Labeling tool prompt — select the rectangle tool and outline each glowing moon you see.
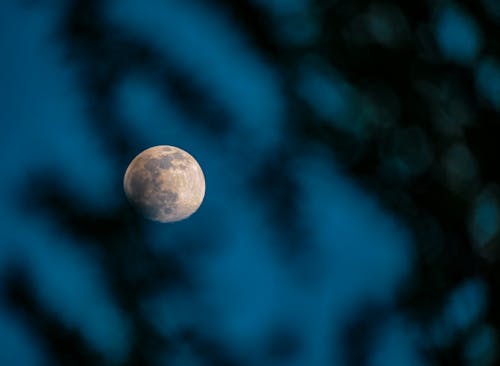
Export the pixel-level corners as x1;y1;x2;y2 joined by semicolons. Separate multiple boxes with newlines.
123;145;205;223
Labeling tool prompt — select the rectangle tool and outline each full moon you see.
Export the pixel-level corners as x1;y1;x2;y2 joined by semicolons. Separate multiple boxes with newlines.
123;145;205;223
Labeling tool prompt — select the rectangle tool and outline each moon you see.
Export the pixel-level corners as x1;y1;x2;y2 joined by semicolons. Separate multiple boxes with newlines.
123;145;205;223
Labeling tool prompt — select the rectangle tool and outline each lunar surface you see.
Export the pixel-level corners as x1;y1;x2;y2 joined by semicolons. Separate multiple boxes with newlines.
123;145;205;223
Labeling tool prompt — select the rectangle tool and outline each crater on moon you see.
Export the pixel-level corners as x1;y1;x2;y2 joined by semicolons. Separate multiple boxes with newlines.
123;145;205;223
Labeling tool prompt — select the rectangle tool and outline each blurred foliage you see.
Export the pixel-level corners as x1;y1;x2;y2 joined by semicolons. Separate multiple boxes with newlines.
2;0;500;365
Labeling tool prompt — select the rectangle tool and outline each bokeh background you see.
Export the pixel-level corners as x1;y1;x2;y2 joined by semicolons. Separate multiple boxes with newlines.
1;0;500;365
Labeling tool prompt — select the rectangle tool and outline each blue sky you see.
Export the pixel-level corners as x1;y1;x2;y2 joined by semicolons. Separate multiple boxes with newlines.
2;1;495;365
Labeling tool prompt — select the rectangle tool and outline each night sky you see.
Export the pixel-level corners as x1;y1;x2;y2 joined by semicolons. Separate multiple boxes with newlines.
1;1;500;365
